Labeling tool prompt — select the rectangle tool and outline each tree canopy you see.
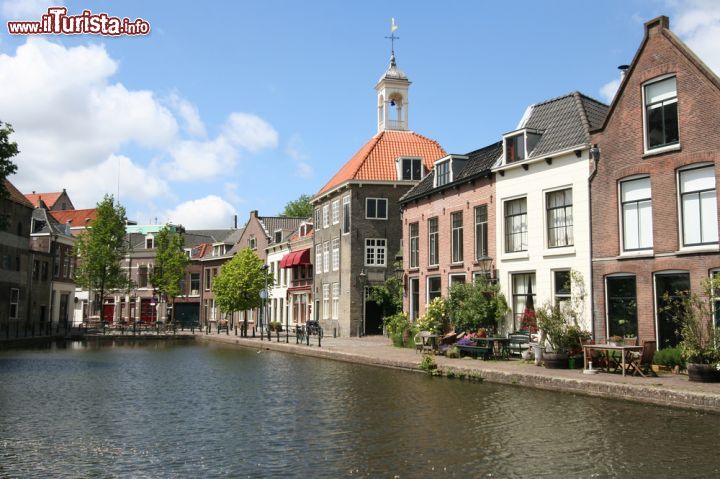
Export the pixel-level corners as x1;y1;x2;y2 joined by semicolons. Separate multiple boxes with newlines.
280;194;313;218
73;195;129;314
0;122;19;229
150;225;189;303
446;276;509;333
213;247;274;316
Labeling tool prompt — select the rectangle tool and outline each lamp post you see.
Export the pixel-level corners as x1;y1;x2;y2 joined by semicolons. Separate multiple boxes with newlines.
260;264;269;341
477;256;494;283
357;268;367;337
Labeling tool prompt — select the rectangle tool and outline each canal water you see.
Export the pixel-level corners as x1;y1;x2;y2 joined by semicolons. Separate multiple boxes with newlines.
1;340;718;478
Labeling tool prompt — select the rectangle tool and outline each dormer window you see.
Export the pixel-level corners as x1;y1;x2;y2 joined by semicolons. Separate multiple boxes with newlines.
145;235;154;249
503;128;543;164
274;230;283;243
435;160;451;187
212;243;225;257
400;157;423;181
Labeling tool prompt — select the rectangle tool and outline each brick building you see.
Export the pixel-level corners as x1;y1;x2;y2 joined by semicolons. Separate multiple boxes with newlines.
590;16;720;348
399;143;500;321
312;51;446;336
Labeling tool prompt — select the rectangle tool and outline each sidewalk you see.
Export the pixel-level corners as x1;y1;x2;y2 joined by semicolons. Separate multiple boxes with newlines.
192;330;720;413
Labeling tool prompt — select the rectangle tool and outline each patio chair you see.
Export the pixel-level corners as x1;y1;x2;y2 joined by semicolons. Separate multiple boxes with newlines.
627;340;657;377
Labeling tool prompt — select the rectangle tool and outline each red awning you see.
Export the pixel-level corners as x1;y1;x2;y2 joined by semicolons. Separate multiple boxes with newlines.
280;248;311;268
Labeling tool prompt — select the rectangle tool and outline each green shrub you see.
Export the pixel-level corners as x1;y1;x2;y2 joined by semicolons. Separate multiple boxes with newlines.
269;321;282;332
419;354;437;372
416;298;448;335
653;347;686;370
383;312;415;347
446;276;509;333
446;346;460;359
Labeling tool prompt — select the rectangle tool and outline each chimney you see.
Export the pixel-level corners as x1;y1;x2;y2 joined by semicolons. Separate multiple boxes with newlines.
250;210;258;218
234;214;238;229
645;15;669;36
618;64;630;81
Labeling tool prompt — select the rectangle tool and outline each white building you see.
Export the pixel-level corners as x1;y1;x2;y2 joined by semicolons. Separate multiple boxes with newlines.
266;237;290;331
493;92;608;332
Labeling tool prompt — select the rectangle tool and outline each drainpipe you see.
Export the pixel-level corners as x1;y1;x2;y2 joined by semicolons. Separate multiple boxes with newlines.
588;144;601;341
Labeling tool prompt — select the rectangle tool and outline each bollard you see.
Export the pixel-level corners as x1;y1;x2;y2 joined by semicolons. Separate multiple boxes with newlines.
252;327;255;338
306;331;310;346
296;330;299;344
333;327;337;338
286;327;289;344
267;329;271;341
318;331;321;348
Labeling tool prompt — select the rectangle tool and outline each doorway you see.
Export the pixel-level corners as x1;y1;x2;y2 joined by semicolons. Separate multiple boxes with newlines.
364;286;383;335
655;272;690;349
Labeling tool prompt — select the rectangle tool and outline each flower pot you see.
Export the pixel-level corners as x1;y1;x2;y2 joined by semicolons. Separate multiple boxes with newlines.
543;351;568;369
532;344;544;366
687;363;720;382
568;355;584;369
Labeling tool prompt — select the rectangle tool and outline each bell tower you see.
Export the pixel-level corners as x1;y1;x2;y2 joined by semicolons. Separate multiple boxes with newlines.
375;24;410;133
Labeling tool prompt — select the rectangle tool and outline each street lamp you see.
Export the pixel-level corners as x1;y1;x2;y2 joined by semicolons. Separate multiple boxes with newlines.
477;256;494;283
260;264;269;341
357;268;367;337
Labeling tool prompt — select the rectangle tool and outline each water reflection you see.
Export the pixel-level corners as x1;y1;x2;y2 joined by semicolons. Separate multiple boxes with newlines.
0;341;718;478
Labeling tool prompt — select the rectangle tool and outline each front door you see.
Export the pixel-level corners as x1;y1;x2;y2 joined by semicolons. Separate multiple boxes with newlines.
655;272;690;349
364;286;383;335
410;278;419;322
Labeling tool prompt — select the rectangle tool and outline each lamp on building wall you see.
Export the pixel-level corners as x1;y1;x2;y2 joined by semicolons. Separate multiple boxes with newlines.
478;256;494;283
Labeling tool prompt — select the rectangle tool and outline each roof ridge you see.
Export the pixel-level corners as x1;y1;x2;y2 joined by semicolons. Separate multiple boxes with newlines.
572;92;592;143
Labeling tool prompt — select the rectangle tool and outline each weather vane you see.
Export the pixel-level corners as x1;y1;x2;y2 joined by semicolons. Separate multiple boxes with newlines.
385;17;399;55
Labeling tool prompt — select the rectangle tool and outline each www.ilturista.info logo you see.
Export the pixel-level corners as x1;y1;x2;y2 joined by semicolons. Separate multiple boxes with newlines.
7;7;150;36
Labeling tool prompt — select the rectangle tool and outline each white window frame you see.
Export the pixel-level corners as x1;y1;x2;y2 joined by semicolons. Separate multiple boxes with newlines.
331;238;340;271
451;211;463;263
322;283;330;320
642;74;680;154
342;195;351;235
323;241;330;273
552;269;572;306
273;229;283;244
433;158;452;187
322;205;330;229
315;207;321;227
409;222;419;269
9;288;19;319
331;200;340;225
504;197;528;253
428;217;439;267
315;245;322;275
604;273;637;340
331;282;340;319
426;276;442;304
678;164;718;248
545;187;574;249
398;156;424;181
619;175;653;253
365;238;387;266
448;273;466;292
474;204;488;260
365;198;388;220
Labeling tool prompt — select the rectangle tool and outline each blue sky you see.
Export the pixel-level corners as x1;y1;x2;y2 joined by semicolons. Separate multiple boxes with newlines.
2;0;719;228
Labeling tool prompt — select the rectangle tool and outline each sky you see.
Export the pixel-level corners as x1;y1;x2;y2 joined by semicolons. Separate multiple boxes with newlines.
2;0;720;229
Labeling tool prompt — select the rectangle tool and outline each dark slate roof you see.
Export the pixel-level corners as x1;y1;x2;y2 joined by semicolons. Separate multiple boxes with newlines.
31;206;72;237
185;229;241;243
522;92;608;159
125;229;239;251
400;141;502;204
258;216;306;244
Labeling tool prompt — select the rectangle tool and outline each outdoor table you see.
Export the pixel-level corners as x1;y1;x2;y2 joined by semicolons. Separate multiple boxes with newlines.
582;344;643;376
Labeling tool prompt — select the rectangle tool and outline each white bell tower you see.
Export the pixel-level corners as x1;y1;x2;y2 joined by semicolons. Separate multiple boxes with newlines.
375;50;410;132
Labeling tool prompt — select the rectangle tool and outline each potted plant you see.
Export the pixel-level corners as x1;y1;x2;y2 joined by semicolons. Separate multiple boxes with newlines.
661;277;720;382
535;303;569;369
608;335;624;346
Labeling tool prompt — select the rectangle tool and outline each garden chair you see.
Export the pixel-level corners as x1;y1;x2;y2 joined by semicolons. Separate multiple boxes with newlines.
626;340;657;377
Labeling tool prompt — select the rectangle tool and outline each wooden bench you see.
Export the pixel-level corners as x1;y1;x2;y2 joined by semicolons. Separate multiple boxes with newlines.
456;344;492;359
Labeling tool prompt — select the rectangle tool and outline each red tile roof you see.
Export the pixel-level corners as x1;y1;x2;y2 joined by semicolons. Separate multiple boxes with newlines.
25;191;63;208
3;179;33;208
316;130;446;195
50;209;97;229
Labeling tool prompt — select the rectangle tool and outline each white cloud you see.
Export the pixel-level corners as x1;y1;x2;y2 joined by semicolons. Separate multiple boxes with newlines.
224;182;244;205
167;92;206;137
165;195;237;230
599;78;620;103
164;137;237;181
286;133;314;178
1;0;58;20
222;112;278;152
670;0;720;75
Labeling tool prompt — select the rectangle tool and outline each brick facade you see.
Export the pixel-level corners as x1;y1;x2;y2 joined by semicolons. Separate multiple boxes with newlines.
590;16;720;345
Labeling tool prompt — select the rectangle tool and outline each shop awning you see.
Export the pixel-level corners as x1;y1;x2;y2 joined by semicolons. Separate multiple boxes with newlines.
280;248;311;268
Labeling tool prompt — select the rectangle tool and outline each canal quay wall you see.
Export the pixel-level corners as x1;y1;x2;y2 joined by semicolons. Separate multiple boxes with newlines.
194;332;720;414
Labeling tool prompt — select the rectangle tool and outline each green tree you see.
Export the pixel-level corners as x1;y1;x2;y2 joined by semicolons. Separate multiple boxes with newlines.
368;260;403;317
73;195;129;316
150;225;189;321
0;122;19;229
446;276;509;334
280;194;313;218
213;247;274;328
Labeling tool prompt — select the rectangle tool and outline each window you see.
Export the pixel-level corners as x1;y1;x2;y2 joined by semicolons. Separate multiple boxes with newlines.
365;238;387;266
505;134;525;163
145;236;154;249
322;284;330;320
315;207;321;227
655;272;690;348
323;205;329;228
474;205;488;260
449;273;466;291
33;260;39;280
274;230;282;244
428;217;439;266
63;255;70;278
512;273;536;331
409;222;419;269
680;165;718;246
365;198;388;219
427;276;441;303
332;238;339;271
342;195;351;234
554;270;571;306
323;241;330;273
401;158;423;180
332;283;339;319
645;76;678;150
505;198;528;253
621;177;653;251
332;200;340;224
248;236;256;249
53;249;60;277
451;211;463;263
546;189;573;248
41;261;48;280
205;269;211;290
435;161;450;187
606;275;637;339
9;288;19;319
315;245;322;275
138;266;148;288
190;273;200;295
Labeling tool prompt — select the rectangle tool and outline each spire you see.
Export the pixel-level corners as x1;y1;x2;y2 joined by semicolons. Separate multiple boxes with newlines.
376;18;410;132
